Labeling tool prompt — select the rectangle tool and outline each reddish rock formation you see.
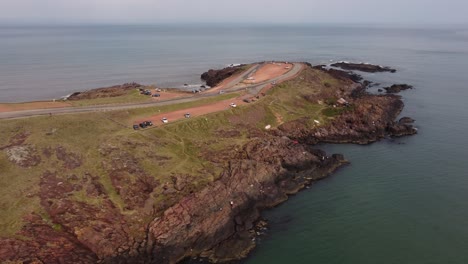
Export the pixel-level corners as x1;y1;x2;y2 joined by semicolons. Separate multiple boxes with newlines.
201;65;245;87
147;138;347;263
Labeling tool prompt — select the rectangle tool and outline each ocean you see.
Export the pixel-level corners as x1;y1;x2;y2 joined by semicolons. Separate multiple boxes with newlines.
2;24;468;263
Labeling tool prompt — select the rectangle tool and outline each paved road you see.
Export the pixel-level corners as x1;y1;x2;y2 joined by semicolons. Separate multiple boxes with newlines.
0;63;304;120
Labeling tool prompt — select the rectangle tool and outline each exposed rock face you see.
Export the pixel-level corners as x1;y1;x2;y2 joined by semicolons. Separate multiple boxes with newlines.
147;138;347;263
201;65;245;87
4;145;41;167
331;62;396;73
67;82;143;100
399;117;415;124
279;92;417;145
384;84;413;93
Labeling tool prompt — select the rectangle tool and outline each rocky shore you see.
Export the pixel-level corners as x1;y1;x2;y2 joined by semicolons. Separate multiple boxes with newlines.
384;84;413;93
0;62;417;264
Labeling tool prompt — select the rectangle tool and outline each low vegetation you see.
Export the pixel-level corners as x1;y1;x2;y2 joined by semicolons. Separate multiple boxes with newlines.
0;66;348;237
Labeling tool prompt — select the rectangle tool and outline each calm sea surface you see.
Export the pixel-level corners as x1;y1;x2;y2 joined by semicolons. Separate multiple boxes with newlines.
2;24;468;263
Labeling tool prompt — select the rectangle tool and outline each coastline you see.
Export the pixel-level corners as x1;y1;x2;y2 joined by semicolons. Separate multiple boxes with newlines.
0;61;417;263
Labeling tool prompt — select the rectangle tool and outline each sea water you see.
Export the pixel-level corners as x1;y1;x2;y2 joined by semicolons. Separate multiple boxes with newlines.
2;24;468;263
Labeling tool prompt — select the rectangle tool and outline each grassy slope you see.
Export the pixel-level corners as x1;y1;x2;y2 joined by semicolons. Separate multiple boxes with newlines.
68;89;154;106
0;67;341;237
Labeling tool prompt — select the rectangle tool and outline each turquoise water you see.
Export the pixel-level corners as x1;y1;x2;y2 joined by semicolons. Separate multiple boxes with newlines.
2;25;468;263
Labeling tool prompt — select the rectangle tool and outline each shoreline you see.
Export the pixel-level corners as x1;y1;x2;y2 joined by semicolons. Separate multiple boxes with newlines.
0;61;417;263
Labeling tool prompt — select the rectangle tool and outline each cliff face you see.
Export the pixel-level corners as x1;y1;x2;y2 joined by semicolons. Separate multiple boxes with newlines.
147;138;347;263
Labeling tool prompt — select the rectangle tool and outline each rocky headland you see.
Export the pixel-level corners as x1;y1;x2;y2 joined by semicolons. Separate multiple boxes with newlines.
0;61;416;263
201;65;246;87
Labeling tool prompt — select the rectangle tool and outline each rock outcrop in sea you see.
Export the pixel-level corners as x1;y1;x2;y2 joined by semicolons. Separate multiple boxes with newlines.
331;62;397;73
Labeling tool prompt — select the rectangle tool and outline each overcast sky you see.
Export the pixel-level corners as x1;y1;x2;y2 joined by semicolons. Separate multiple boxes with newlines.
1;0;467;25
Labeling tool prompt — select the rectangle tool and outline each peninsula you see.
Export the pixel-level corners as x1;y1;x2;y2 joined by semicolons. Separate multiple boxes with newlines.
0;61;416;263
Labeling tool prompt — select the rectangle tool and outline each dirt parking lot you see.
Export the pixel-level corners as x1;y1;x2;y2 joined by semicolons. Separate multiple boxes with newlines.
243;62;293;84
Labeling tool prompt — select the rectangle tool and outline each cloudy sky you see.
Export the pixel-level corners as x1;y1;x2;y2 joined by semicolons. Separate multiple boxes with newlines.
1;0;467;25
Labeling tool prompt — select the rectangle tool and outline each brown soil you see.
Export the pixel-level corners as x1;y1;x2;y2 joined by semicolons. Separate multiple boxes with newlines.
0;101;71;113
136;97;247;125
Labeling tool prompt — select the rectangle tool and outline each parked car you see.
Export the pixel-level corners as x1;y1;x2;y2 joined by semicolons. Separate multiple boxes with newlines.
230;103;237;108
243;99;250;103
152;93;160;97
143;121;153;126
184;113;191;118
133;125;139;130
139;123;147;128
161;117;168;123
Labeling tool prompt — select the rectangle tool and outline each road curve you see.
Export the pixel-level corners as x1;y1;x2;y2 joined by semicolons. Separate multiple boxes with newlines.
0;63;305;120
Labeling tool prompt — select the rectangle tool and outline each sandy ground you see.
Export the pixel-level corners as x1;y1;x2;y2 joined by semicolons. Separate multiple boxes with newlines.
0;101;71;113
243;62;293;84
135;96;250;126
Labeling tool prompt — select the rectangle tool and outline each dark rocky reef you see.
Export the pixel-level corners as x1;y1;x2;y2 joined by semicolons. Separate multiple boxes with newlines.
312;65;363;82
384;84;413;93
67;82;143;100
331;62;396;73
201;65;245;87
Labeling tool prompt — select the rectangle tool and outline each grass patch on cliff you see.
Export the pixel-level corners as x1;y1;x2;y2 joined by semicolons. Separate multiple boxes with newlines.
68;89;153;107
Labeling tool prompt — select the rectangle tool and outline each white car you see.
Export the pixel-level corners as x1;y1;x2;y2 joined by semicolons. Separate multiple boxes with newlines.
230;103;237;108
161;117;168;123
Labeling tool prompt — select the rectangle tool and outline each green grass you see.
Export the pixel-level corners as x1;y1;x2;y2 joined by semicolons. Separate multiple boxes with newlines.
69;89;153;106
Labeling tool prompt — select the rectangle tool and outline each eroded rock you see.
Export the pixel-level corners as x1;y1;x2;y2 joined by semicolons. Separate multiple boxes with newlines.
5;145;41;167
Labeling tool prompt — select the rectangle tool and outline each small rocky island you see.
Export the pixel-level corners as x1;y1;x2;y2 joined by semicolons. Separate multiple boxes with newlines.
0;61;416;263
